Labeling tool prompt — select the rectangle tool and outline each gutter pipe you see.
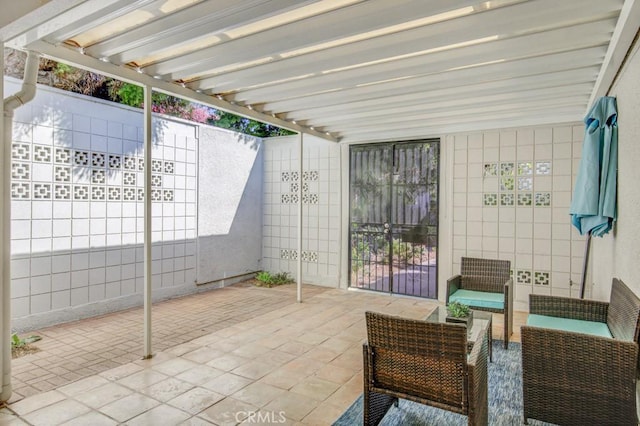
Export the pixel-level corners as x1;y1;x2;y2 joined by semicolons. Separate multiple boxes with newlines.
1;50;39;403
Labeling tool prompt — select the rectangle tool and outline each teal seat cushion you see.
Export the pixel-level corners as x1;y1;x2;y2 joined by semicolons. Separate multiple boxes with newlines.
449;289;504;310
527;314;613;338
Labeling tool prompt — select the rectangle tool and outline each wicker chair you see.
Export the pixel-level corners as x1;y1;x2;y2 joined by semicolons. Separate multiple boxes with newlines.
363;311;488;426
521;278;640;426
447;257;513;348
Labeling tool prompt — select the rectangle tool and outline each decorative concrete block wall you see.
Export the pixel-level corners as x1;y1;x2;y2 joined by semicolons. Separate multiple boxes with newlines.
449;124;587;310
262;135;341;286
7;79;198;329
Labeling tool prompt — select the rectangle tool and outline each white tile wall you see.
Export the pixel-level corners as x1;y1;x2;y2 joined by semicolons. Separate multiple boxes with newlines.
9;84;198;318
262;136;341;285
450;124;587;310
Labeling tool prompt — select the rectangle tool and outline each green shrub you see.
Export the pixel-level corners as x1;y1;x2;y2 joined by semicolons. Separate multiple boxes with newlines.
256;271;272;283
116;83;144;107
351;240;371;272
377;238;424;265
255;271;293;287
11;333;41;348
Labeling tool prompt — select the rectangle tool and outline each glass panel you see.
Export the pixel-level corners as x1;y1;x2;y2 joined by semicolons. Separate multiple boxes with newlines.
484;163;498;177
535;161;552;175
517;161;533;175
484;193;498;206
518;177;533;191
500;162;515;176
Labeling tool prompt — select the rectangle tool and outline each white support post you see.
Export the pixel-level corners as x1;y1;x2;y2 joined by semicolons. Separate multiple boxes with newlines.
0;104;10;405
339;144;349;289
143;85;153;358
296;133;303;303
0;40;8;403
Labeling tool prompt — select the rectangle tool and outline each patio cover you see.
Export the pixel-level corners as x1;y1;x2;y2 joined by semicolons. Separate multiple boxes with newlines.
3;0;640;143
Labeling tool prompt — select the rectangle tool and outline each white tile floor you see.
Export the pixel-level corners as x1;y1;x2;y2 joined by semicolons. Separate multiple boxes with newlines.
1;283;525;425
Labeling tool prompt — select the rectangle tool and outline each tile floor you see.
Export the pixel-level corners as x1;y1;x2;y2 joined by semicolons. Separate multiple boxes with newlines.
0;282;526;425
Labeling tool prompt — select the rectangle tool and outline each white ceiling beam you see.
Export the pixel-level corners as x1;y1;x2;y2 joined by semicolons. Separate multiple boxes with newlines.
0;0;49;29
87;0;314;63
322;97;588;132
341;113;583;144
196;17;614;94
297;75;597;121
43;0;159;44
229;42;606;105
589;0;640;106
317;89;591;128
276;69;598;122
144;0;486;79
297;79;594;122
166;0;616;82
332;104;584;136
26;40;338;142
191;2;524;93
1;0;89;43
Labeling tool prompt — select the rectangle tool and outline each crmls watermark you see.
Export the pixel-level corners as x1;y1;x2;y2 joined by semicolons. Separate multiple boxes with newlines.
235;410;287;424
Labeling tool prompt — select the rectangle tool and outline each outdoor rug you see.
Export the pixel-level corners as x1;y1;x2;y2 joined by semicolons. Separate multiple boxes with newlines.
333;341;553;425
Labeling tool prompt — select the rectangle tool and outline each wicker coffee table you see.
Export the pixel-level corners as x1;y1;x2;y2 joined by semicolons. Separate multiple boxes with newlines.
426;307;493;362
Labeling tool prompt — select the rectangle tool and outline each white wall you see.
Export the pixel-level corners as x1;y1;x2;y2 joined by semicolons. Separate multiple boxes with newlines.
297;126;587;307
443;124;587;311
591;38;640;300
4;76;331;331
197;126;263;285
6;79;199;331
261;123;593;309
262;135;341;286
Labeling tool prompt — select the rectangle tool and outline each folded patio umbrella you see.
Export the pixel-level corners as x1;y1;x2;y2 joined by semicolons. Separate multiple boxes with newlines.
570;96;618;297
570;96;618;236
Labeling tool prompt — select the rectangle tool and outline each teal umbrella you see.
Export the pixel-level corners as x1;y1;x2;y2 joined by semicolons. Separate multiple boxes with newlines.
570;96;618;297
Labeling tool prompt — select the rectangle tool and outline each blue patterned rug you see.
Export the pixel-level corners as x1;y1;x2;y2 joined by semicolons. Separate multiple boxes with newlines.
333;341;553;425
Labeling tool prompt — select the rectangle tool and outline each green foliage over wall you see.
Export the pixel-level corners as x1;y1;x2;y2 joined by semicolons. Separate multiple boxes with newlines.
4;48;294;138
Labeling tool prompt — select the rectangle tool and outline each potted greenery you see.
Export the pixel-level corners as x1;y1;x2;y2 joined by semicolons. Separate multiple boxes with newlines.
446;301;473;328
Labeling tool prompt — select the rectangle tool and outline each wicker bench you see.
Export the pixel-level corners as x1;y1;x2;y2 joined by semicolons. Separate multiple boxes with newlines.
521;278;640;425
447;257;513;349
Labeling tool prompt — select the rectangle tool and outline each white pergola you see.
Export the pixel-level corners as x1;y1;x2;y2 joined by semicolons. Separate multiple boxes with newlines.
4;0;639;142
2;0;639;402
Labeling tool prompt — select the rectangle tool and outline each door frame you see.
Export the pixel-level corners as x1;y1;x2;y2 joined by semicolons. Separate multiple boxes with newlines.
347;139;440;298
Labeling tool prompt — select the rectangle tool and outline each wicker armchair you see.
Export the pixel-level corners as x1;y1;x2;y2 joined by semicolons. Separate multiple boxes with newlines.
363;311;488;426
447;257;513;348
521;278;640;426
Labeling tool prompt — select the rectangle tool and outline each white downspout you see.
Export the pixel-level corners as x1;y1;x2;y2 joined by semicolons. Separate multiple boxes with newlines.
1;50;40;403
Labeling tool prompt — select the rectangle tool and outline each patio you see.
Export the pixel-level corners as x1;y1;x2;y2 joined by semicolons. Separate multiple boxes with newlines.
2;1;640;424
2;282;524;425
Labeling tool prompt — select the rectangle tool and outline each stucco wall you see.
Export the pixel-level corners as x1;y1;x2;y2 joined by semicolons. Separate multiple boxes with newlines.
591;38;640;300
196;126;263;285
